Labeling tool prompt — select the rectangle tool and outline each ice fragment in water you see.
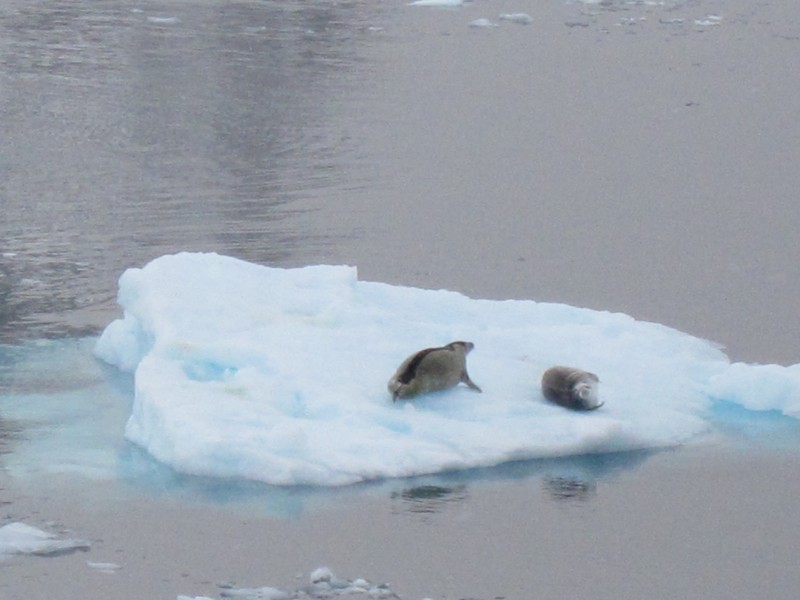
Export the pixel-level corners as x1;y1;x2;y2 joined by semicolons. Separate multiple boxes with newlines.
0;522;90;557
499;13;533;24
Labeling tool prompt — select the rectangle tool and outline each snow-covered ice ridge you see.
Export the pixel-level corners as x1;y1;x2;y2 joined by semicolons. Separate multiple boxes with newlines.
95;253;800;487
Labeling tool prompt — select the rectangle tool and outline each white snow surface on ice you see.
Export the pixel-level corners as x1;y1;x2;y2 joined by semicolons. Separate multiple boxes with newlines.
0;522;90;557
95;253;800;486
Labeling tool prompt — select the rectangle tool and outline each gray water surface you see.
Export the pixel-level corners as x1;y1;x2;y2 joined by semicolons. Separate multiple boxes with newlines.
1;0;799;364
2;3;800;599
1;0;382;341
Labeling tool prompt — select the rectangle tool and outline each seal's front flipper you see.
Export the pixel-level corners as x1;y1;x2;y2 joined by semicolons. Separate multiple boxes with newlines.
463;373;482;393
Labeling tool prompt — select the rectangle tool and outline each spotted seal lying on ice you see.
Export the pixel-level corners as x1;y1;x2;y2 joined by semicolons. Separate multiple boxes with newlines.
541;366;603;411
388;341;482;401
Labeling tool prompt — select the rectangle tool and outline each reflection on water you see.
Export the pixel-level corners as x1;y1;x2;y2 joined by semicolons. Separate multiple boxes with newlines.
539;451;651;504
387;451;654;518
542;476;596;502
390;484;469;515
0;417;22;458
116;451;658;519
114;430;657;517
0;0;383;342
122;452;652;519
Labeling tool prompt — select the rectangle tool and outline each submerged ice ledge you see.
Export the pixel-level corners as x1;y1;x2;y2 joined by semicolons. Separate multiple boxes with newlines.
95;253;799;487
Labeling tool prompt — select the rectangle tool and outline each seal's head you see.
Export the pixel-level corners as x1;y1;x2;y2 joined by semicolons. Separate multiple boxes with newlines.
572;372;602;410
445;341;474;354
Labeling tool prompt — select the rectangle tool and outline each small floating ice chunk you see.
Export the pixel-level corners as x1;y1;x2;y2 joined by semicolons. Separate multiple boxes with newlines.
469;18;498;28
310;567;334;584
694;15;722;26
87;560;122;573
709;363;800;417
0;522;90;557
147;16;180;24
499;13;533;25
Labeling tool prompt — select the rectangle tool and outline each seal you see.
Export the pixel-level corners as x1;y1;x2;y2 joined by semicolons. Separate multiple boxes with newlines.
540;366;603;411
388;341;482;401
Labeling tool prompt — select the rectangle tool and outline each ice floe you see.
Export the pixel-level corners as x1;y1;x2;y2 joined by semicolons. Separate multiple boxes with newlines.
468;18;497;28
95;253;800;487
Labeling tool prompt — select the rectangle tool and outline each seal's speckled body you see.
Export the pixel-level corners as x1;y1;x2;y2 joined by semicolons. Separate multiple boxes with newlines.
388;341;482;401
541;366;603;411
